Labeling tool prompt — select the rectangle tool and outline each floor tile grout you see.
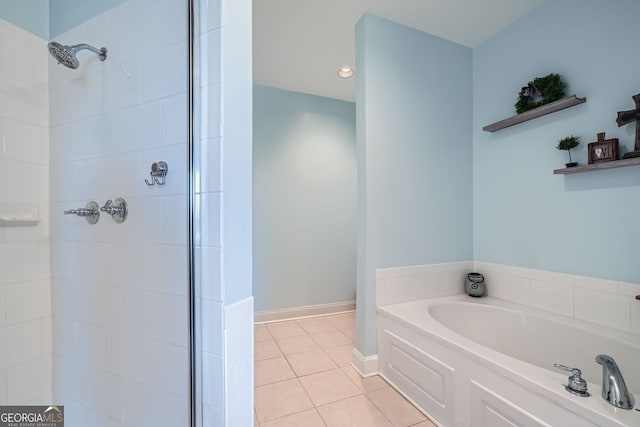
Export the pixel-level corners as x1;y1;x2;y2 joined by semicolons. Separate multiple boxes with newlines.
255;312;434;427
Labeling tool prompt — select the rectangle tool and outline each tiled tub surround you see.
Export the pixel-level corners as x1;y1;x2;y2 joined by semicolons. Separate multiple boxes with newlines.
376;262;473;307
473;262;640;335
375;262;640;427
0;19;51;405
376;262;640;335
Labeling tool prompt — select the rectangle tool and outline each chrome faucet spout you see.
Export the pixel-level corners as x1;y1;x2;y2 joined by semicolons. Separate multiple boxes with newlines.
595;354;635;410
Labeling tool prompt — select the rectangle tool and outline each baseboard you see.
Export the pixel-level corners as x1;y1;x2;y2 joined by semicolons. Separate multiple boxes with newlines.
351;348;378;377
254;300;355;323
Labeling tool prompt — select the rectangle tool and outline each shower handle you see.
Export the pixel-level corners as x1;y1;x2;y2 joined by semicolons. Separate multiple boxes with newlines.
100;198;128;223
64;201;100;224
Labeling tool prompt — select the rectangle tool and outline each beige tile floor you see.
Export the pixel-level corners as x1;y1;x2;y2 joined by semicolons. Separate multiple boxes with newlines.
254;311;437;427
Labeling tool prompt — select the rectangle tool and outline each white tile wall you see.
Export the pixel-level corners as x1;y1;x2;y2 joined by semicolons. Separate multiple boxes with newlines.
377;260;640;336
120;381;162;425
200;246;222;301
574;288;630;331
0;286;5;328
162;0;188;47
199;138;221;194
0;320;42;370
223;297;254;426
0;18;51;406
5;279;51;324
376;261;473;306
200;29;221;88
496;273;530;306
6;355;51;403
48;1;190;425
198;0;254;424
530;279;573;317
0;370;6;403
474;262;640;335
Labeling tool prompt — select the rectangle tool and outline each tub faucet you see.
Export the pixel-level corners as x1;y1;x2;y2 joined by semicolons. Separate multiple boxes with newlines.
595;354;635;410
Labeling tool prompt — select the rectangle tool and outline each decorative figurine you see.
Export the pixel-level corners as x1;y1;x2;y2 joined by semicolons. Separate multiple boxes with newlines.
616;93;640;159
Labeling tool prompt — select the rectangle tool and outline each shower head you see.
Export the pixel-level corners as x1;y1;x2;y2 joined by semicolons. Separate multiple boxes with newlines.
48;41;107;69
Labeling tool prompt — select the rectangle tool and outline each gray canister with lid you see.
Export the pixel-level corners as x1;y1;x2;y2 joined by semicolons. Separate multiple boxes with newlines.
466;272;485;297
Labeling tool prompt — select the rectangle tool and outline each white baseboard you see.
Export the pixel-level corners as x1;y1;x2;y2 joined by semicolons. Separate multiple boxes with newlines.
254;300;355;323
351;348;378;377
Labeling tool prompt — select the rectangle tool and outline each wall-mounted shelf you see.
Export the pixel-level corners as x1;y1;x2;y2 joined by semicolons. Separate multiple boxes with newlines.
0;217;41;227
0;203;41;227
483;95;587;132
553;157;640;175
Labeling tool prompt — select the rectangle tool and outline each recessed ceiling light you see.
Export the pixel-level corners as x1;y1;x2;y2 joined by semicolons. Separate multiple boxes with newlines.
338;66;354;78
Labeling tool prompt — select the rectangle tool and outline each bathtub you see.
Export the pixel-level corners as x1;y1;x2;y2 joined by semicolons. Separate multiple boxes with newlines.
377;294;640;427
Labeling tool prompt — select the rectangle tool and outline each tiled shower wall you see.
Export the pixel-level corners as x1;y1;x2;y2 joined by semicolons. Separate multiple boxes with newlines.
48;0;190;425
0;19;51;405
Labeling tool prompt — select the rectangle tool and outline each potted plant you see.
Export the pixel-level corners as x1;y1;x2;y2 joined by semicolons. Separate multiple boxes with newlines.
557;135;580;167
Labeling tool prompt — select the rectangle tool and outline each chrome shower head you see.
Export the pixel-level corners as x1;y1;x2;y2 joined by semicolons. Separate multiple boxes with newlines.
48;41;107;69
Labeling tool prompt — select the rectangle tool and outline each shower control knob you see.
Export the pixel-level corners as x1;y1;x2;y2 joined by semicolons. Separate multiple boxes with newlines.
100;198;127;223
63;201;100;224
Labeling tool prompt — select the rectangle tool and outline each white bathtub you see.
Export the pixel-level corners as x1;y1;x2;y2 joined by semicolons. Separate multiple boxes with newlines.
377;294;640;427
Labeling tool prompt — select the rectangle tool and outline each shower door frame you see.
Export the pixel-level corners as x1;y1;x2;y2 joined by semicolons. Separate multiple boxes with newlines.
187;1;199;427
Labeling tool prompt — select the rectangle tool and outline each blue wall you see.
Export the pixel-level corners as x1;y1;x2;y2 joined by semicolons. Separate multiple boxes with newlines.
49;0;125;38
473;0;640;284
0;0;126;39
0;1;49;39
253;85;357;311
355;14;473;356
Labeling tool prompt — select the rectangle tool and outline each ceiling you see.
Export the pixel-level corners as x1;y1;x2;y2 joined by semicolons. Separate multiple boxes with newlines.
253;0;545;102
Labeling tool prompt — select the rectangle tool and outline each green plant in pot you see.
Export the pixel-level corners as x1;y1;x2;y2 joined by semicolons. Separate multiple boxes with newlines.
557;135;580;167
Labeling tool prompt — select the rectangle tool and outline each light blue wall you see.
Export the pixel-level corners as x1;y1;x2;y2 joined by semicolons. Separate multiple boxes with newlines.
0;1;49;39
356;14;473;356
473;0;640;284
0;0;126;39
49;0;125;38
253;85;356;311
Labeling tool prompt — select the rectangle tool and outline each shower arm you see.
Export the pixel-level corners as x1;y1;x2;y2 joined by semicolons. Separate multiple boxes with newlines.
72;44;107;60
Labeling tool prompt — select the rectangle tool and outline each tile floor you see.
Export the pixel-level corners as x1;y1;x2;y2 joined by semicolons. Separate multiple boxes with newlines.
254;311;437;427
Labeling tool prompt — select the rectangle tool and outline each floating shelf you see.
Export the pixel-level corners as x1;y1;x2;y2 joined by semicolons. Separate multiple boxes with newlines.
483;95;587;133
553;157;640;175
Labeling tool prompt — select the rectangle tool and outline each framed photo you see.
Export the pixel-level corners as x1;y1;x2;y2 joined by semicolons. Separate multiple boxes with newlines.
588;133;618;164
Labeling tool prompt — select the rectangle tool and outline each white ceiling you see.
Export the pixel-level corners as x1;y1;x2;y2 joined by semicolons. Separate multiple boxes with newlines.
253;0;545;102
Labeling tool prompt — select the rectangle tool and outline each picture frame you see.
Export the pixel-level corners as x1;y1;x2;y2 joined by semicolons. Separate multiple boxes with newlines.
588;132;618;164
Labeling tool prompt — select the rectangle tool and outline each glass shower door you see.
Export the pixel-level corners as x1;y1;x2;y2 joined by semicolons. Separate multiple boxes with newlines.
0;1;192;426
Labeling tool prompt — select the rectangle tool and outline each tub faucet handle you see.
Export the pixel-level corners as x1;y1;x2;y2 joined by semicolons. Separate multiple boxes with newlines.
554;363;581;376
554;363;590;397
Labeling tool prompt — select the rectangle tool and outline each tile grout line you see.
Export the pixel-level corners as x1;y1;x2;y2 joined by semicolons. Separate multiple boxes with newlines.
257;313;384;427
259;319;325;424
